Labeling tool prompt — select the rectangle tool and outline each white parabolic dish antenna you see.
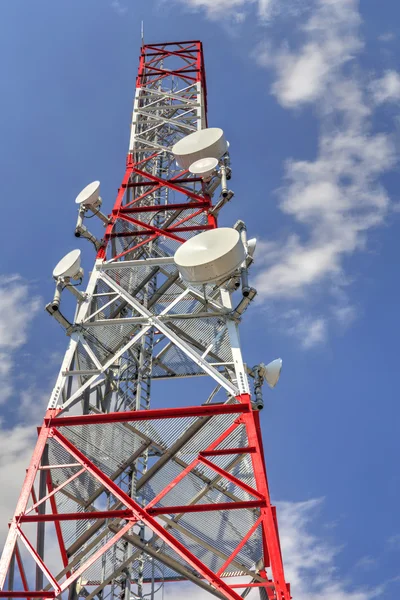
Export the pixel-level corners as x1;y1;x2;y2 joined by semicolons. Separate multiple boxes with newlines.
53;249;82;279
172;128;228;170
174;228;245;284
189;157;218;180
75;181;100;206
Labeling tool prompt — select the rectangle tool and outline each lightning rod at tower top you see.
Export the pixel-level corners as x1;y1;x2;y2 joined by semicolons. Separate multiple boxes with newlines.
0;40;291;600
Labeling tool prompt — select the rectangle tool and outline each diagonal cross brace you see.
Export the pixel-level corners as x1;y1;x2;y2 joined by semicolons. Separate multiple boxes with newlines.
0;418;53;589
51;428;246;600
99;271;238;396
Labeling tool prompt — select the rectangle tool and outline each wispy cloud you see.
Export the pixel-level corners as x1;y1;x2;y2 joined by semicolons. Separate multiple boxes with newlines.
0;274;43;546
111;0;128;15
174;0;400;348
255;0;362;108
284;312;327;348
278;498;389;599
164;498;391;600
0;275;40;404
378;32;395;43
370;70;400;105
173;0;279;21
251;0;397;346
387;533;400;551
355;556;378;570
0;420;37;543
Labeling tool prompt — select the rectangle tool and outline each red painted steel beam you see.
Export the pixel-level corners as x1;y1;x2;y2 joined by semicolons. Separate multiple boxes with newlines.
119;201;210;213
26;467;85;515
200;447;256;456
123;179;201;188
51;429;246;600
123;163;194;210
148;500;265;515
0;415;54;589
244;410;291;600
14;544;28;593
144;41;202;47
109;224;213;238
46;473;70;575
19;510;132;523
19;502;264;523
97;163;134;260
217;516;262;576
145;421;241;511
133;167;207;202
60;521;137;594
229;583;273;589
48;403;249;427
0;593;55;598
138;67;199;76
198;456;264;500
116;213;186;243
16;527;61;594
145;50;197;56
112;234;158;261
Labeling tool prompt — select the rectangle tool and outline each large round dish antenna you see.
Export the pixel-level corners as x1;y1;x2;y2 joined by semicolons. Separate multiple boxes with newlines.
75;181;100;206
189;157;218;180
172;128;228;170
174;228;245;285
53;249;82;280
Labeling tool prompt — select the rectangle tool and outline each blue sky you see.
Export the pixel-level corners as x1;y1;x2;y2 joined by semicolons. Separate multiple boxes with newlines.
0;0;400;598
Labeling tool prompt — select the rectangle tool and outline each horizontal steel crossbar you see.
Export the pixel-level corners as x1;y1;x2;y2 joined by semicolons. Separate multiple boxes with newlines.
200;447;256;456
19;501;265;522
147;500;265;515
49;402;249;427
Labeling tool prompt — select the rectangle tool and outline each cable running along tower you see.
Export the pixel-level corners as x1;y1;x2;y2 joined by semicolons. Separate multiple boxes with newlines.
0;41;291;600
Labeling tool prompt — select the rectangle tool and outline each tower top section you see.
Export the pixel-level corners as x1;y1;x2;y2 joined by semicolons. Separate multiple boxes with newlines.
92;39;214;262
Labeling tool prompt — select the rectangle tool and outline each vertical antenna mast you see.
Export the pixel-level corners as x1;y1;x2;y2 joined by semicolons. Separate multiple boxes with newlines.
0;41;291;600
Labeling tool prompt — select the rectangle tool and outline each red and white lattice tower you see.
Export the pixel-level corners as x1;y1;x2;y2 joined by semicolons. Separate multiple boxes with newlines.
0;41;291;600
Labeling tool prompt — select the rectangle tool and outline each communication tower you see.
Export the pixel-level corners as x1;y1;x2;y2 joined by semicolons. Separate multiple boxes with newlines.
0;41;291;600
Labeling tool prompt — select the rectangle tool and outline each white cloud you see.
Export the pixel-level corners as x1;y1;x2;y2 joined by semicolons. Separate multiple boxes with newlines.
257;0;276;20
169;0;396;350
278;498;386;600
164;499;389;600
172;0;279;21
111;0;128;15
355;556;378;570
174;0;252;20
378;32;395;43
0;420;37;544
0;276;40;403
285;312;327;348
370;70;400;105
254;127;395;301
0;417;65;581
248;0;398;346
387;533;400;550
0;276;40;349
331;303;356;328
0;274;43;547
255;0;362;107
177;0;399;350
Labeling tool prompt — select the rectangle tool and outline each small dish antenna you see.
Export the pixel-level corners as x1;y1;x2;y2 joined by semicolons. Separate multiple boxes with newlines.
172;128;228;170
174;227;245;285
260;359;282;389
247;238;257;258
75;181;101;207
53;249;82;280
189;157;218;181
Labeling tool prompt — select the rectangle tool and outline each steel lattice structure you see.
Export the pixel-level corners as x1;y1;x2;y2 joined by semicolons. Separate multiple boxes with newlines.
0;41;291;600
